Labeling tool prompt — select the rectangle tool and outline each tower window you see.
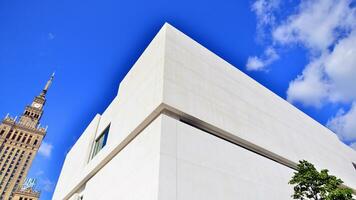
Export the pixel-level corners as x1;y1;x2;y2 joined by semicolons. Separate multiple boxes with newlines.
22;135;27;143
92;124;110;158
16;135;21;142
5;132;11;139
0;130;4;136
27;135;32;144
353;162;356;170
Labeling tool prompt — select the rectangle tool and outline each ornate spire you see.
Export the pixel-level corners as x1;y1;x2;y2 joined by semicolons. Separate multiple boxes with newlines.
40;72;55;97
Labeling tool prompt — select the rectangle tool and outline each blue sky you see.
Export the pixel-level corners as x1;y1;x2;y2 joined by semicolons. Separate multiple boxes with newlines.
0;0;355;199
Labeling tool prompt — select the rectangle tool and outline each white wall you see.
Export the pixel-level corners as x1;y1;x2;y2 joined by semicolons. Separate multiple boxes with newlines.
54;23;356;199
58;114;295;200
159;115;294;200
53;24;167;200
161;24;356;189
53;115;100;199
83;116;163;200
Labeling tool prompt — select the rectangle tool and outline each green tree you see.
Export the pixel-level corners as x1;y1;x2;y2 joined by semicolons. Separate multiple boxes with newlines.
289;160;354;200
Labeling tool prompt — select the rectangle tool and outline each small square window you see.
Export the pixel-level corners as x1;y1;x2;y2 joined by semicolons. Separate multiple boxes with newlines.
92;124;110;158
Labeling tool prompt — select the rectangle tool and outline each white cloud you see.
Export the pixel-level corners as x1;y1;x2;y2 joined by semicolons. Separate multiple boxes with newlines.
36;170;44;176
286;31;356;106
38;142;53;158
248;0;281;71
251;0;281;41
324;32;356;102
246;56;264;71
250;0;356;144
287;56;330;107
33;170;54;192
261;0;356;105
48;33;55;40
272;0;354;51
327;102;356;142
280;0;356;143
252;0;280;26
278;0;356;106
246;47;279;71
39;178;55;192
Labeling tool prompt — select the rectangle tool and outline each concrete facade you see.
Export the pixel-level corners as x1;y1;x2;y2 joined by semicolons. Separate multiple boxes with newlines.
0;74;54;200
53;23;356;200
13;189;40;200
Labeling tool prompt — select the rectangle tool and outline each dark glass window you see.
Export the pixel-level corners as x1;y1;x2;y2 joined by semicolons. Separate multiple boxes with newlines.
16;135;21;142
92;124;110;158
27;136;32;144
352;162;356;170
0;129;4;135
5;132;11;139
22;135;27;143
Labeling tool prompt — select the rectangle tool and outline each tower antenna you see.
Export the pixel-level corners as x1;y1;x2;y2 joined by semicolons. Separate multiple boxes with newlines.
41;72;55;96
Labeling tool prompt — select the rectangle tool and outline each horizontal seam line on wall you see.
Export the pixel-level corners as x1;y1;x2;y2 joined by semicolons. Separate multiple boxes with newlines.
63;103;355;199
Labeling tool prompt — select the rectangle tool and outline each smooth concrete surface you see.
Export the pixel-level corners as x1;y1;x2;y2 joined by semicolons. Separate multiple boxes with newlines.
54;115;100;197
83;115;163;200
53;24;166;200
158;115;294;200
53;23;356;200
161;24;356;188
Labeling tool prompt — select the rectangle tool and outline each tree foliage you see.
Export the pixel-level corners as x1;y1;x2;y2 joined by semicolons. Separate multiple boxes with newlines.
289;160;354;200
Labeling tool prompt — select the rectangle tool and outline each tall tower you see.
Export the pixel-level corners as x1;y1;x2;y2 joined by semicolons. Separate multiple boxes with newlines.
0;73;54;200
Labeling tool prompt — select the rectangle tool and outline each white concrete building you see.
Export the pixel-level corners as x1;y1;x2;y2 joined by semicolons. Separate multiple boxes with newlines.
53;23;356;200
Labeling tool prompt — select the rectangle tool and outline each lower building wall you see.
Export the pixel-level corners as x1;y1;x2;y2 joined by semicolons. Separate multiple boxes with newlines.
78;115;163;200
53;115;101;199
158;115;294;200
66;115;297;200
